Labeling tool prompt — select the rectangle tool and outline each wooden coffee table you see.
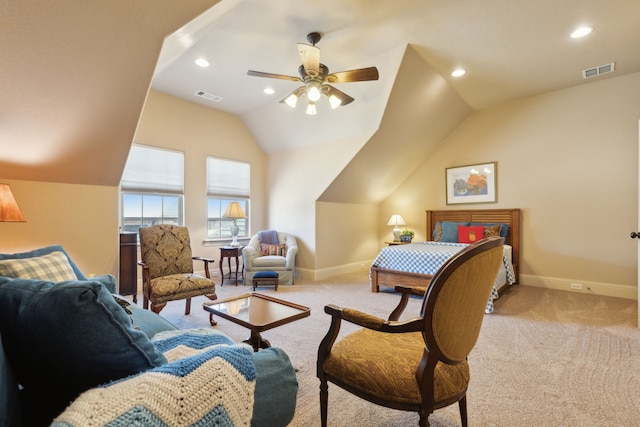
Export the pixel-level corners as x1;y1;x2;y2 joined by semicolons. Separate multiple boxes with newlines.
203;293;311;351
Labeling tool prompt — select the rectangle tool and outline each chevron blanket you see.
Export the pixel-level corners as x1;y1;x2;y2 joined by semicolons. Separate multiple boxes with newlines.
52;328;256;427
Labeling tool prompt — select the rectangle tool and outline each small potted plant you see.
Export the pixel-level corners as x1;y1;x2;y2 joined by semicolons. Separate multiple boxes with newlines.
399;229;414;243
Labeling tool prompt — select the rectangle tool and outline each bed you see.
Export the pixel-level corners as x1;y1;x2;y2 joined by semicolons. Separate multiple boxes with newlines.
370;208;520;313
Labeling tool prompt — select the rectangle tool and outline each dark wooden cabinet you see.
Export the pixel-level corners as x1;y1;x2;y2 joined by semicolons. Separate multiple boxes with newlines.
119;232;138;302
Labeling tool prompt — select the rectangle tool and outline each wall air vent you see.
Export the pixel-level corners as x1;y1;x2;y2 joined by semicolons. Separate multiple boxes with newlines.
582;62;615;79
195;90;222;102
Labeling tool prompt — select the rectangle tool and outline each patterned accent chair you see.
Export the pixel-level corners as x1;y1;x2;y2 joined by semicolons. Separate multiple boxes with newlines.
138;225;217;319
317;236;504;427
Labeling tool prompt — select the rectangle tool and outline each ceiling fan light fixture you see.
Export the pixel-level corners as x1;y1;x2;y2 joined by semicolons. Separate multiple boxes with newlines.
329;94;342;109
306;102;317;115
307;83;321;102
284;93;298;108
248;32;377;115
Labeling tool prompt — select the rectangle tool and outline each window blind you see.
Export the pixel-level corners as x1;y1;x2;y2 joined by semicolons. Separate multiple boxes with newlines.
121;145;184;194
206;157;250;198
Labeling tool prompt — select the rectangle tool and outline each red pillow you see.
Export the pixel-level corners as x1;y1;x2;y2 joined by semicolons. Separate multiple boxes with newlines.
457;225;485;244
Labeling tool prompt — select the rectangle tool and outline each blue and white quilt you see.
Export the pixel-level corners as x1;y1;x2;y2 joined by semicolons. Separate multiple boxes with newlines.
371;241;515;313
52;328;256;427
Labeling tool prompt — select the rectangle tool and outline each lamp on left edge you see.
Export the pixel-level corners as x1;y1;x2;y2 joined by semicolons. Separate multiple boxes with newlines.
0;184;26;222
223;202;247;247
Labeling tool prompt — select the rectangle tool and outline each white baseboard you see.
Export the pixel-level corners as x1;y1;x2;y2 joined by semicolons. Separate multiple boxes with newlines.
299;260;374;282
520;273;637;300
277;267;638;302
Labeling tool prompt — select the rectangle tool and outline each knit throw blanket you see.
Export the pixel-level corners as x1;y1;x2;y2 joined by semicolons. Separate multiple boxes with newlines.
52;329;256;427
257;229;279;245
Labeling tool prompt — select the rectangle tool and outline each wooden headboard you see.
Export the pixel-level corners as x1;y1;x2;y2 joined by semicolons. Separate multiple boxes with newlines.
425;208;520;283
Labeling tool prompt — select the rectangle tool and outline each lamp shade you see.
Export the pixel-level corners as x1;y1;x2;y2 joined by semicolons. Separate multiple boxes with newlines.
223;202;247;219
0;184;26;222
387;215;405;226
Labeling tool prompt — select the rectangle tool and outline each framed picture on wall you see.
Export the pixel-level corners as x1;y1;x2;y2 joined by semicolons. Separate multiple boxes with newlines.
446;162;497;204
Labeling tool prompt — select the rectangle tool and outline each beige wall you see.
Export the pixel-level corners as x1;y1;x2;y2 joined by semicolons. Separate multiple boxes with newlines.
382;71;640;298
4;73;638;299
133;90;267;267
0;179;119;277
315;201;379;276
266;135;368;279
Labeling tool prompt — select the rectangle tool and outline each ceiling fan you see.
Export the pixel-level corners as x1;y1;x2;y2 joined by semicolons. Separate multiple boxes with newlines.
247;32;379;115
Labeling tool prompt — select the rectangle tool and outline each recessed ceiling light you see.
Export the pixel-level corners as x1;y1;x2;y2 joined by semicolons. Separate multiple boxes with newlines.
451;68;466;78
194;58;210;67
570;26;593;39
263;87;275;95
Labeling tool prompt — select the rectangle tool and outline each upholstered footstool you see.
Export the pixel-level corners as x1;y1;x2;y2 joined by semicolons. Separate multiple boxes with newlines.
253;271;279;291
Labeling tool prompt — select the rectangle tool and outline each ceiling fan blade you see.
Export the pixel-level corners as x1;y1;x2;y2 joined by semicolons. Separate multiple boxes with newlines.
247;70;301;82
323;85;354;107
326;67;379;83
296;43;320;76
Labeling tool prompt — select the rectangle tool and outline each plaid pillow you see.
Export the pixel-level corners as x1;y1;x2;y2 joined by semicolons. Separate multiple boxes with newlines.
0;251;78;281
260;243;286;256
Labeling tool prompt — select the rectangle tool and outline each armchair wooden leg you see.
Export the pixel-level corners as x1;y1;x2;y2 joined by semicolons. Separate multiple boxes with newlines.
319;380;329;427
185;297;192;315
150;302;166;314
418;413;431;427
459;395;468;427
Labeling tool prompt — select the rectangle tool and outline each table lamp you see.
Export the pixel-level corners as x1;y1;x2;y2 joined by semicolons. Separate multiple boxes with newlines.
0;184;26;222
387;214;405;242
223;202;247;247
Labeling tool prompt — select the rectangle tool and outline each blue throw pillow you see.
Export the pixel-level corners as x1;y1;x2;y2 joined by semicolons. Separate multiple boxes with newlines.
251;347;298;427
0;276;167;426
440;221;469;242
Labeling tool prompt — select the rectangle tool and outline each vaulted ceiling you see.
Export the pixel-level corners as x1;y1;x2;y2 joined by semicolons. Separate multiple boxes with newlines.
152;0;640;154
2;0;639;187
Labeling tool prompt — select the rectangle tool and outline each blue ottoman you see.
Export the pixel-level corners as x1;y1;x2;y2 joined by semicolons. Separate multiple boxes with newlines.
253;271;279;291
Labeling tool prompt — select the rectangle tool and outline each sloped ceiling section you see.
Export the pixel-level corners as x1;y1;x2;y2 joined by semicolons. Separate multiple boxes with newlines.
0;0;220;186
318;45;472;205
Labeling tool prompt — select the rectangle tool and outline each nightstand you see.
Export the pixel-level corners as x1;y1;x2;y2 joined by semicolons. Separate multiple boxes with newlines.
219;246;244;285
385;241;411;246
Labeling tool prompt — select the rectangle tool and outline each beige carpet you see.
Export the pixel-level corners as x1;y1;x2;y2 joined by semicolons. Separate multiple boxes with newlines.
153;271;640;426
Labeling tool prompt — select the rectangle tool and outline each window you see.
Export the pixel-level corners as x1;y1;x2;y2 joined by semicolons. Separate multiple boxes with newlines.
206;157;250;239
120;145;184;234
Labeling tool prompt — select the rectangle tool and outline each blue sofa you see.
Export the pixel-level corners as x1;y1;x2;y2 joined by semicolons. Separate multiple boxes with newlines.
0;245;298;427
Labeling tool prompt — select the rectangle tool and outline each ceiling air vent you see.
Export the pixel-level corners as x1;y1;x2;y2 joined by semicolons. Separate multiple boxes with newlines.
195;90;222;102
582;62;615;79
